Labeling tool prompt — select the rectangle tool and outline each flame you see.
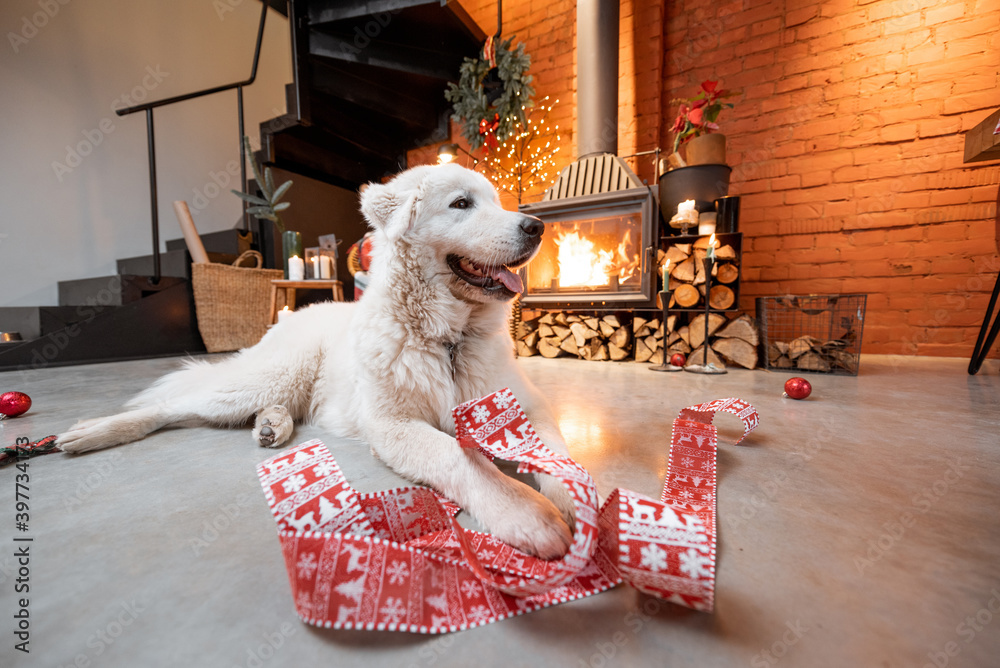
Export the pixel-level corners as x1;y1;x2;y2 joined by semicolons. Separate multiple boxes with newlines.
554;226;640;288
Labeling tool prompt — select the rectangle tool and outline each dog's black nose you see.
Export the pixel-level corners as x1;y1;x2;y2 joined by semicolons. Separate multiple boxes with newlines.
520;216;544;238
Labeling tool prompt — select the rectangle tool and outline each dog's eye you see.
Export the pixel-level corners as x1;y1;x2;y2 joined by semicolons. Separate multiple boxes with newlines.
450;197;471;210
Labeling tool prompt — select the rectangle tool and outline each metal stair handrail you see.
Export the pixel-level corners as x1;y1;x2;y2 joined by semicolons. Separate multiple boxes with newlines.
115;0;271;284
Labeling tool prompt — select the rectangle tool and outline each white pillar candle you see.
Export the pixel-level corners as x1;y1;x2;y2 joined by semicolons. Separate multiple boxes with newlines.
310;255;320;280
698;212;717;236
319;255;332;279
677;199;696;214
288;255;305;281
277;306;291;323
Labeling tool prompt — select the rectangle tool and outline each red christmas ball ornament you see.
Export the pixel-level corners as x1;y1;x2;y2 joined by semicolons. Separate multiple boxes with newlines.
783;377;812;400
0;391;32;419
670;353;687;367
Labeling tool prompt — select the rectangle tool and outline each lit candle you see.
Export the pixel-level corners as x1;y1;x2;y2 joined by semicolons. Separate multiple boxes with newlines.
698;212;716;236
707;233;716;261
277;306;291;323
661;258;670;289
319;255;332;280
677;199;696;214
288;255;305;281
310;255;320;280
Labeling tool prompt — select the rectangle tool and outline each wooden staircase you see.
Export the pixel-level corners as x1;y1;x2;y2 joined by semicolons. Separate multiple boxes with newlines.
0;0;483;373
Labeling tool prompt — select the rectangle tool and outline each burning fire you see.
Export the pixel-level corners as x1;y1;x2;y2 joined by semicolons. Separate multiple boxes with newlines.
554;227;640;288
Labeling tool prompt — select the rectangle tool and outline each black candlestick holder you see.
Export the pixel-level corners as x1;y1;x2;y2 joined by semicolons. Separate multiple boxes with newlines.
649;291;683;372
685;253;727;375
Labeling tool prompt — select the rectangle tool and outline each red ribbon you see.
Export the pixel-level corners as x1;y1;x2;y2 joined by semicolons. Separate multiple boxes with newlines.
257;391;757;633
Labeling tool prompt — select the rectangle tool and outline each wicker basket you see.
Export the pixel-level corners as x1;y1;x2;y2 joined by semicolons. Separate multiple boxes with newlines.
192;250;282;353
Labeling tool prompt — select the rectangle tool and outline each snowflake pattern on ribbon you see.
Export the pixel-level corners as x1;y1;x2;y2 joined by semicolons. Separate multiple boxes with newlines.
256;391;758;633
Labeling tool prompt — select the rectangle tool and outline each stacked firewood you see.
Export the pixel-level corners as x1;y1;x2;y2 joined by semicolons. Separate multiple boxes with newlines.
516;310;761;369
660;237;739;310
767;336;855;373
515;312;635;361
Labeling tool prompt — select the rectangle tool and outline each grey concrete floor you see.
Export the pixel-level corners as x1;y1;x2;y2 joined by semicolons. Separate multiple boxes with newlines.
1;353;998;668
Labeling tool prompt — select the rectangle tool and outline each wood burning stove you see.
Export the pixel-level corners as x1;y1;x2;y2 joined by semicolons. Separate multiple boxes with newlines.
518;181;658;310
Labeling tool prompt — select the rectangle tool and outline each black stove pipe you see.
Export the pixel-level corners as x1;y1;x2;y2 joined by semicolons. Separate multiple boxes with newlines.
576;0;619;159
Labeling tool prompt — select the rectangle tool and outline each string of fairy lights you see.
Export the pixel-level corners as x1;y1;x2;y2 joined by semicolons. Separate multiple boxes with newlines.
482;96;562;204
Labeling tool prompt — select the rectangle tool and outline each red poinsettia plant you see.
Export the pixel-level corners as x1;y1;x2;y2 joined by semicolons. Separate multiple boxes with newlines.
671;80;738;153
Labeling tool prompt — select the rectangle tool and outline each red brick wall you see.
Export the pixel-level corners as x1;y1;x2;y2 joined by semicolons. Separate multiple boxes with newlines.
409;0;664;198
664;0;1000;358
411;0;1000;358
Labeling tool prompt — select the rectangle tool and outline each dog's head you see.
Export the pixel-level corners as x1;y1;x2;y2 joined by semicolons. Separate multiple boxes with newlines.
359;164;544;303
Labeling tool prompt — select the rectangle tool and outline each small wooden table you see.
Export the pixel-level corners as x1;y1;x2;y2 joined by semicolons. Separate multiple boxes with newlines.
269;279;344;324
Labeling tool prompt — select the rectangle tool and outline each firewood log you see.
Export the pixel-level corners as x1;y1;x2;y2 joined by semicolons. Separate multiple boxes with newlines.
584;317;599;330
570;322;599;348
693;236;712;250
648;318;661;336
708;285;735;310
715;244;737;260
672;257;696;283
610;326;632;349
552;325;572;341
609;343;629;360
774;355;794;368
634;337;654;363
688;313;727;349
538;337;564;358
603;314;621;328
674;243;692;254
788;336;814;360
538;324;555;338
523;330;540;348
666;315;677;332
633;316;648;333
566;314;581;323
539;313;555;325
554;312;569;326
592;342;609;361
559;337;579;355
775;341;790;356
717;315;759;346
635;324;652;338
666;331;681;346
598;320;616;337
712;337;757;369
674;284;700;308
797;351;831;372
517;340;537;357
716;263;739;284
767;342;782;363
664;245;690;264
650;348;664;365
678;326;691;346
685;345;724;368
668;339;692;355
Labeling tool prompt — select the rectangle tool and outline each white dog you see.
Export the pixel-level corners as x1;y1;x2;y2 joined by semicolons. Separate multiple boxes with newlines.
57;164;575;559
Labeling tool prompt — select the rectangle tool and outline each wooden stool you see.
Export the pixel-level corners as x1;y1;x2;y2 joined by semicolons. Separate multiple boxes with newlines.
269;279;344;324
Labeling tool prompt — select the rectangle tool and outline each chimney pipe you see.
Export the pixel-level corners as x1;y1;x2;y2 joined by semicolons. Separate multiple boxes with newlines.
576;0;619;159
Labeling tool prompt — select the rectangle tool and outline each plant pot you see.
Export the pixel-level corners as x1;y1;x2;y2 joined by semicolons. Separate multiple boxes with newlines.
685;133;726;166
658;164;732;233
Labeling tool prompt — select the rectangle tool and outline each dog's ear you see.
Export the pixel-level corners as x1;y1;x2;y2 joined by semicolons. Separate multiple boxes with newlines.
359;182;418;242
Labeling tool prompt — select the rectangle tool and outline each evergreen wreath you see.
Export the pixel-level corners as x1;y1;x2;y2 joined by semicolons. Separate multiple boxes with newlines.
445;36;535;152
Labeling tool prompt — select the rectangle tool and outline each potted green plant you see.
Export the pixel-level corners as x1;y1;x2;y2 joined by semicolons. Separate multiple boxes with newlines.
231;136;299;278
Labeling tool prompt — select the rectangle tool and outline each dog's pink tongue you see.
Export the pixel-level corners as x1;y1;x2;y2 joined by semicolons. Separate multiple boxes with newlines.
491;266;524;293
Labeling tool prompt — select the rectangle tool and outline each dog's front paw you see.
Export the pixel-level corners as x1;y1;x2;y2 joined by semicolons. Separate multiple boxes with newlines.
57;416;127;453
537;473;577;531
253;405;293;448
485;483;573;560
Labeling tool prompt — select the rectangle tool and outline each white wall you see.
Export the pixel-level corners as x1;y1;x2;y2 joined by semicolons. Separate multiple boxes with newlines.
0;0;292;306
